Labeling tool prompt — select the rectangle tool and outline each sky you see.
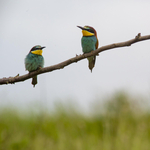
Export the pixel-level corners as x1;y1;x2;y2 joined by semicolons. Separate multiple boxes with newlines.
0;0;150;111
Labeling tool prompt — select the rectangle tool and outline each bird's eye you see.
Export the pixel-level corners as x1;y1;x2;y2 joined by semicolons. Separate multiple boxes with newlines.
88;29;94;33
31;47;40;51
32;47;36;51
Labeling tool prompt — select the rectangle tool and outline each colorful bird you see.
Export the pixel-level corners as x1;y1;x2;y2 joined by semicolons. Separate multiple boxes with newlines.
77;25;99;72
25;45;45;87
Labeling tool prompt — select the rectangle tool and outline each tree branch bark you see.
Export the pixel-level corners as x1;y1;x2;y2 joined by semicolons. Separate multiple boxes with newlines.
0;33;150;85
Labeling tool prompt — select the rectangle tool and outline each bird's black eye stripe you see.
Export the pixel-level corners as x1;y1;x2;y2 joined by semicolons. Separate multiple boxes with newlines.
32;48;36;50
88;29;94;33
32;47;41;51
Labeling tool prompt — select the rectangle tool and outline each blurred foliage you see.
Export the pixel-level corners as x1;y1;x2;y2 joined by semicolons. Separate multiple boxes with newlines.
0;92;150;150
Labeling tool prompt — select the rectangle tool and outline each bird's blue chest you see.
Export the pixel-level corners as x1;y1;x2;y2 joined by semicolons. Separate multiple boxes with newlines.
25;53;44;72
81;36;97;53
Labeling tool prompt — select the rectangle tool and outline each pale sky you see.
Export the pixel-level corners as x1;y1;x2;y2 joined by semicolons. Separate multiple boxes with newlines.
0;0;150;111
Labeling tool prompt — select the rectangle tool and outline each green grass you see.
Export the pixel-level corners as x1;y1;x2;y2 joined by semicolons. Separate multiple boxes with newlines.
0;93;150;150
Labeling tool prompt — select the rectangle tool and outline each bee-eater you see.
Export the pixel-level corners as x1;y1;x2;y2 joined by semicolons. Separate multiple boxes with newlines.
25;45;45;87
77;25;99;72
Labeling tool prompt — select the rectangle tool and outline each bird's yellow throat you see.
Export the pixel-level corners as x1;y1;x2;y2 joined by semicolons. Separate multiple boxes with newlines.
31;50;43;55
82;30;94;36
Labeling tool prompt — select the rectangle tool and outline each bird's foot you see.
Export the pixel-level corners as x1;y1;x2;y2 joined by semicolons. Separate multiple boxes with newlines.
37;66;42;70
91;51;99;56
83;54;86;58
37;67;42;72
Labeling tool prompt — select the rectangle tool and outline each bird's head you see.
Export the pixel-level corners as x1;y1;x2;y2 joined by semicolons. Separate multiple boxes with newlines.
77;25;97;37
30;45;45;55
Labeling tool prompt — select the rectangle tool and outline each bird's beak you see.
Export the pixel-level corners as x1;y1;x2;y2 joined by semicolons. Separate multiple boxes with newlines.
77;26;85;30
41;46;46;49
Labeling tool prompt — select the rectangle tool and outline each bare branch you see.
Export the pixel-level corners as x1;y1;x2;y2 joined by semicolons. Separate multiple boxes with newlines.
0;33;150;85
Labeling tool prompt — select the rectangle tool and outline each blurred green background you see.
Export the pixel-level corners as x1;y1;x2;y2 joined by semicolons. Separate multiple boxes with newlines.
1;92;150;150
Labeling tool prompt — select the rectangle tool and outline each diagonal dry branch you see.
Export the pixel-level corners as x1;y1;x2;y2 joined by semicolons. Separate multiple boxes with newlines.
0;33;150;85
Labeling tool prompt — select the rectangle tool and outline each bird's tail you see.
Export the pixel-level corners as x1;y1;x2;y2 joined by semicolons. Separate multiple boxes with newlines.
87;56;96;72
32;76;37;87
